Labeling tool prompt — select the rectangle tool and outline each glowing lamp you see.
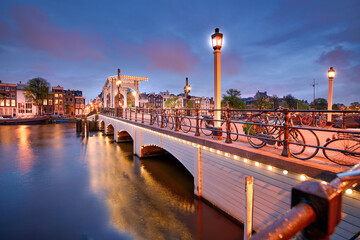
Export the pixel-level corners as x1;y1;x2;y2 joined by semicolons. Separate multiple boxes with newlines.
116;80;122;86
211;28;223;50
328;67;335;79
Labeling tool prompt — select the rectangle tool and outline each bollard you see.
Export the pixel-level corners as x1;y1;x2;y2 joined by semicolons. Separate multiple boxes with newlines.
244;176;254;240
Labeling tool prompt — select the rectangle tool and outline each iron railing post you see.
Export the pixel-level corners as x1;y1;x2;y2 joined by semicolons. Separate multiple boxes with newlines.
175;109;179;131
342;112;346;129
225;108;232;144
142;108;144;123
150;109;153;125
129;108;132;121
161;109;164;128
125;108;127;119
135;107;137;122
281;108;290;157
195;107;200;136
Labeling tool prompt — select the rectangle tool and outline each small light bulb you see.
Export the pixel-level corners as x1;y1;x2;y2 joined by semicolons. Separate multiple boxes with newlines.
234;156;238;159
345;189;353;195
300;175;306;181
268;166;273;170
255;162;260;167
283;170;288;175
244;158;248;163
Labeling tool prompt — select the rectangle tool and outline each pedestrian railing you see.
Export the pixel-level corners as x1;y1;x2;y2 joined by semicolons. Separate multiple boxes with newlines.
99;107;360;166
250;162;360;240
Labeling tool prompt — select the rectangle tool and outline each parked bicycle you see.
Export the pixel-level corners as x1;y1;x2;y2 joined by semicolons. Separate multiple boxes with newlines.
246;112;320;160
151;110;191;133
200;114;239;141
323;132;360;166
301;113;327;128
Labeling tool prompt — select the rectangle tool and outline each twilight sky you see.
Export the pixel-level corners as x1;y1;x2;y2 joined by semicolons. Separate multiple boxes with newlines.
0;0;359;105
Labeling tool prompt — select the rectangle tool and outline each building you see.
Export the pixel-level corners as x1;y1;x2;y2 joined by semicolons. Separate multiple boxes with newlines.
139;93;149;108
74;96;85;116
0;81;17;117
53;86;65;115
64;89;75;116
16;83;37;117
148;93;163;108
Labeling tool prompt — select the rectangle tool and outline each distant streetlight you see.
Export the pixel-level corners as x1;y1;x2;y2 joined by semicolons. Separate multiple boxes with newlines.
212;28;223;128
184;77;191;108
116;68;122;107
327;67;335;123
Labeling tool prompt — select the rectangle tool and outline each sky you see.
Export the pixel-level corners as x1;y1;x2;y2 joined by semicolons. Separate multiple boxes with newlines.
0;0;359;105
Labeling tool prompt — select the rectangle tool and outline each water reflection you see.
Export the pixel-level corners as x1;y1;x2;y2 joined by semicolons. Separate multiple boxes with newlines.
0;124;243;240
87;136;193;240
15;125;35;175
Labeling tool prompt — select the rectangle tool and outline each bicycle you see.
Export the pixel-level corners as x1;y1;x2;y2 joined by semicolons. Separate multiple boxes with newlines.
200;114;239;141
301;113;327;128
322;132;360;166
247;112;320;160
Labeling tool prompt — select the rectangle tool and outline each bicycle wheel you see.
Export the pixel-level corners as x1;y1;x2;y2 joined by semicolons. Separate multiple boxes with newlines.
168;116;174;130
247;124;267;148
267;114;282;135
180;117;191;133
289;129;320;160
200;119;213;136
316;115;327;128
230;122;239;141
301;116;312;126
323;138;360;166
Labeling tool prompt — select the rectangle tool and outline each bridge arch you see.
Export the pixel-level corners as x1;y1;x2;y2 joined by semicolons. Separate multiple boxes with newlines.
105;123;114;135
99;120;105;131
140;144;194;178
117;130;133;142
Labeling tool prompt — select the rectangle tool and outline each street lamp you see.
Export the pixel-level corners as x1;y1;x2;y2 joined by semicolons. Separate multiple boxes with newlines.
116;68;122;108
212;28;223;128
184;77;191;109
327;67;335;123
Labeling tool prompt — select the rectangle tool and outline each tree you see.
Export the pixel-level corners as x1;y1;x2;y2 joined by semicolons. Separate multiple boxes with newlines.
310;98;328;110
296;100;310;110
126;89;135;107
221;88;247;109
349;102;360;110
164;96;181;108
283;94;297;109
270;95;280;109
24;77;50;115
253;96;271;109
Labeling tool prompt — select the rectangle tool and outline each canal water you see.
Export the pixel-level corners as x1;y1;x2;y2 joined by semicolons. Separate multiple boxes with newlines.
0;124;243;240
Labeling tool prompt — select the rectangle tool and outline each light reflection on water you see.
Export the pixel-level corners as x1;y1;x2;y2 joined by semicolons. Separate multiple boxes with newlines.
0;124;243;239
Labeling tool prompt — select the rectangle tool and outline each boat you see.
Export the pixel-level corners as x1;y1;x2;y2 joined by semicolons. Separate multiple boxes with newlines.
0;116;50;125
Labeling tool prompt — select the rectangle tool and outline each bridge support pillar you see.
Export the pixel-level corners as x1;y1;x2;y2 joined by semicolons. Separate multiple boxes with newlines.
194;147;202;197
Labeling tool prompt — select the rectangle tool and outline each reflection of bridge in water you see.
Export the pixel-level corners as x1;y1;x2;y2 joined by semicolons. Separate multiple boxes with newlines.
87;111;360;239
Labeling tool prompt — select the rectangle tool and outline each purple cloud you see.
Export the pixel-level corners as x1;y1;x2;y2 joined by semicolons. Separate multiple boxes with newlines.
316;46;356;67
222;52;242;76
139;37;200;74
9;4;106;61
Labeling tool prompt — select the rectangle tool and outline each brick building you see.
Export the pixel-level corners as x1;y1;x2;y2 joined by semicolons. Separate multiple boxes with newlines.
0;81;17;117
53;86;65;115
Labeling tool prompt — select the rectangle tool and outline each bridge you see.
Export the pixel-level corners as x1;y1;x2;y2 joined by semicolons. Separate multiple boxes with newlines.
86;109;360;240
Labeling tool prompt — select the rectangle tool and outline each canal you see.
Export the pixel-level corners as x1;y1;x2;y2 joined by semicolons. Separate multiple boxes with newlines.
0;123;243;239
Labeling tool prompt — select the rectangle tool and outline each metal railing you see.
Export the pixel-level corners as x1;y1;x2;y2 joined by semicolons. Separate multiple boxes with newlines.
99;107;360;166
250;162;360;240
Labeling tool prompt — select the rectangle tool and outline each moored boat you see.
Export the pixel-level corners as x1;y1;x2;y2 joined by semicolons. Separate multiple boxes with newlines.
0;116;50;125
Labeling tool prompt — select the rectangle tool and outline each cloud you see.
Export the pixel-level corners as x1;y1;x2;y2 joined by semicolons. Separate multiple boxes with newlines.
6;4;106;61
222;52;242;76
139;37;200;74
316;46;356;67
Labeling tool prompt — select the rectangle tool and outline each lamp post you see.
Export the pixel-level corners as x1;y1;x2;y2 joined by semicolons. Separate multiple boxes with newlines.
184;77;191;114
327;67;335;123
212;28;223;128
116;69;122;117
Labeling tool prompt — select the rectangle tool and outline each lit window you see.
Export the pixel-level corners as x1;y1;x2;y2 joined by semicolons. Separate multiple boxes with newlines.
6;99;10;106
11;100;15;106
55;94;58;98
55;99;58;104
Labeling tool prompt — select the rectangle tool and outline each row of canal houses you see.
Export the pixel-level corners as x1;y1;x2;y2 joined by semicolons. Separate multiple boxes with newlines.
0;80;85;118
